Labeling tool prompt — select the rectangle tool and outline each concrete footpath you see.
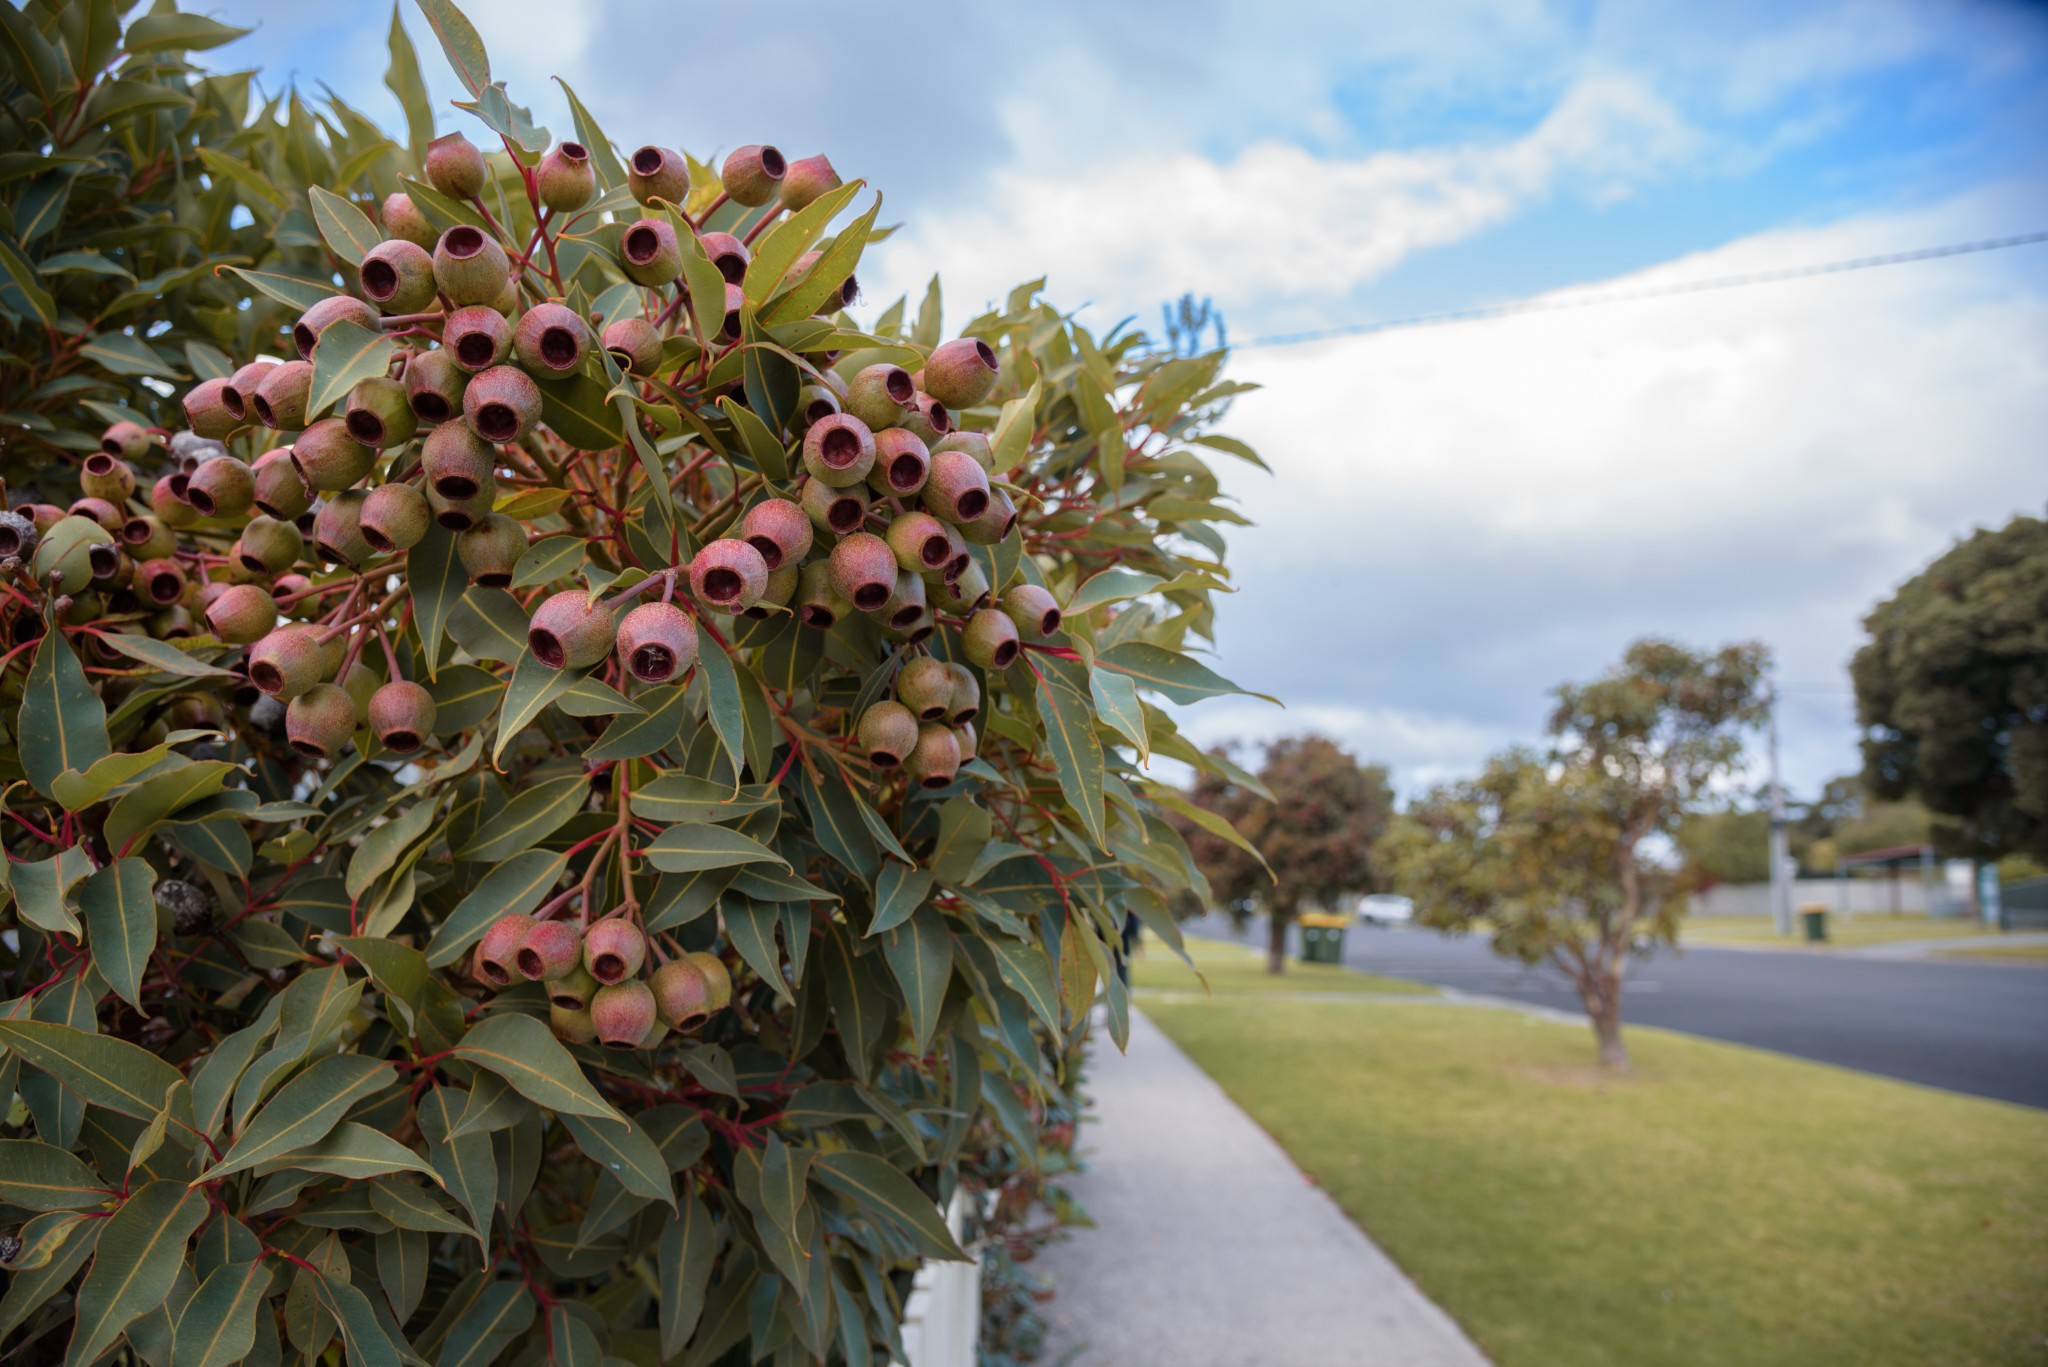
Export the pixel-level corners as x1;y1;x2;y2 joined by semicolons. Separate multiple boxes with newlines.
1035;1009;1490;1367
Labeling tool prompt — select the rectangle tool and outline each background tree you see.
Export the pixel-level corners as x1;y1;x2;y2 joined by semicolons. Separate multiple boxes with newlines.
1177;734;1395;973
1390;639;1768;1067
1677;804;1772;886
1854;514;2048;861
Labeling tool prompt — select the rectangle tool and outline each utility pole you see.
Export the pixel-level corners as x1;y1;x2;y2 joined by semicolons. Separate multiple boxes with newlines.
1767;679;1793;936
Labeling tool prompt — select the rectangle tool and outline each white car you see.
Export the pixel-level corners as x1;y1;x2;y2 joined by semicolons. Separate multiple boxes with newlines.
1356;894;1415;927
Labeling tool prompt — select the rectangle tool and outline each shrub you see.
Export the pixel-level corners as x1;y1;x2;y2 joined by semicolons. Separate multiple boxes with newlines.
0;2;1268;1362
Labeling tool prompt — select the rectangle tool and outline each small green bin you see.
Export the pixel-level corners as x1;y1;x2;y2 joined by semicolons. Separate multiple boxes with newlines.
1298;914;1348;964
1800;904;1829;944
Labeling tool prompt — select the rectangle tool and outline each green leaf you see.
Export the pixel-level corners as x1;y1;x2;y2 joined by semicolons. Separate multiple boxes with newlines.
510;534;584;589
0;1139;109;1210
308;319;396;422
20;629;110;799
743;180;863;307
696;635;747;772
0;232;55;325
410;524;464;677
642;823;789;875
308;187;381;266
172;1258;267;1367
382;6;435;158
10;847;90;937
1151;787;1275;880
535;371;627;450
453;1013;623;1120
1091;665;1149;761
448;587;529;663
883;907;953;1054
368;1177;474;1237
413;0;491;97
1034;663;1106;848
217;266;335;312
631;776;776;825
313;1270;402;1367
990;378;1041;472
1067;566;1165;615
203;1055;394;1180
759;1132;811;1241
715;394;789;482
68;1184;204;1364
435;1281;534;1367
1096;641;1277;705
91;632;237;680
106;760;236;852
587;685;690;761
494;652;581;766
987;936;1060;1035
347;797;439;899
79;859;156;1012
553;79;626;189
657;1192;716;1358
818;929;886;1083
125;12;252;52
809;1152;968;1261
272;1122;438;1182
0;1021;188;1124
761;192;883;325
454;772;587;861
556;675;639;717
868;863;932;937
558;1112;674;1208
425;849;569;967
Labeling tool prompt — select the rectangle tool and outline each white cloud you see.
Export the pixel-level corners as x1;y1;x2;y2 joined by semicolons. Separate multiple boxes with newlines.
1196;188;2048;793
869;73;1697;323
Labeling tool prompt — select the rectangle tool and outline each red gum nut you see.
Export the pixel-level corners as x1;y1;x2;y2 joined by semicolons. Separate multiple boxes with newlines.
886;511;954;574
718;283;745;344
1002;583;1064;638
458;514;526;586
683;951;732;1010
944;662;981;725
80;453;135;502
433;224;512;306
422;423;497;502
405;348;466;424
547;965;597;1011
689;537;770;610
800;477;867;536
314;490;375;566
291;418;376;493
517;920;584;981
744;562;799;620
360;238;437;313
251;449;310;524
829;532;898;613
551;1004;598;1045
922;450;990;524
248;625;327;700
99;420;148;459
602;317;662;374
932;430;995;473
923;336;1000;409
583;919;647;986
857;700;920;768
286;682;358;760
963;607;1021;670
251;360;314;430
360;482;432;553
843;364;914;430
902;392;953;447
617;601;699;683
802;413;876;487
796;560;852;629
425;132;486;198
896;657;955;721
628;145;692;205
382;192;436;248
528;590;616;671
135;557;187;607
445;305;512;373
153;475;201;528
237;515;304;574
513;302;591;375
463;365;541;444
185;456;255;518
882;570;928;630
903;723;962;789
368;680;437;754
719;144;785;207
182;377;240;440
292;295;379;362
870;428;930;496
475;911;535;988
345;376;418;448
204;583;276;644
591;980;657;1049
700;231;749;285
427;483;492;533
778;154;840;211
650;959;714;1030
537;141;596;213
619;218;683;287
960;487;1019;546
737;498;813;570
221;360;275;422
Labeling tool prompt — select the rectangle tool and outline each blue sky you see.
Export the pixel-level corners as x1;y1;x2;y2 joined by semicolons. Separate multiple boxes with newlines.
209;0;2048;800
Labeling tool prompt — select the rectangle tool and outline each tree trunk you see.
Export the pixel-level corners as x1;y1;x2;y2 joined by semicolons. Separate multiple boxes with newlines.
1578;972;1629;1070
1266;909;1289;975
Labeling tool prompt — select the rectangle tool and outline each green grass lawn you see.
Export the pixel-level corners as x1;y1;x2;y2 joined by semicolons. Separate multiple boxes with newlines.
1130;932;1435;997
1682;913;1999;947
1141;988;2048;1367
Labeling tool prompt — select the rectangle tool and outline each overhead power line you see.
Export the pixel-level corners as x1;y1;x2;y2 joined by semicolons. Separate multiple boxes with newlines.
1238;229;2048;350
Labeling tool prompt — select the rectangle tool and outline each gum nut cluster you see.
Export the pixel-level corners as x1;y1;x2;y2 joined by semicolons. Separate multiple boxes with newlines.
471;910;732;1048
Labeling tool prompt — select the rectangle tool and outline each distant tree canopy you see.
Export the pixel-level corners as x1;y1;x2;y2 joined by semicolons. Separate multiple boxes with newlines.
1177;734;1395;973
1678;806;1772;885
1853;515;2048;862
1391;639;1769;1068
1682;780;1935;882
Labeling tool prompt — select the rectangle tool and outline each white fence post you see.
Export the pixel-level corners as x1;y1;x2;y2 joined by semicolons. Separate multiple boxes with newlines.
891;1190;980;1367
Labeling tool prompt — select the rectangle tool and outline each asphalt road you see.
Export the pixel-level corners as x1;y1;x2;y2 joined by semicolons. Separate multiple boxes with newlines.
1191;919;2048;1110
